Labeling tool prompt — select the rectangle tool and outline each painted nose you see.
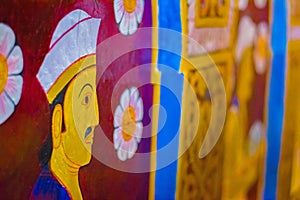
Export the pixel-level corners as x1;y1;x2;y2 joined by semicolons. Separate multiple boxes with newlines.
85;127;92;138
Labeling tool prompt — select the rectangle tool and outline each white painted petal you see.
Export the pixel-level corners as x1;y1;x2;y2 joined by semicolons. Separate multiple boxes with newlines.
128;13;138;35
5;75;23;105
119;12;130;35
127;139;138;159
114;0;125;23
7;46;23;75
134;97;144;121
236;16;256;63
129;87;137;96
257;22;269;38
0;23;15;57
134;122;143;143
254;22;269;75
188;0;194;5
254;57;266;75
249;121;264;155
120;88;130;110
135;0;144;23
254;0;267;9
129;87;139;107
239;0;249;10
117;148;127;161
0;92;15;125
114;105;124;128
113;127;123;149
121;140;130;152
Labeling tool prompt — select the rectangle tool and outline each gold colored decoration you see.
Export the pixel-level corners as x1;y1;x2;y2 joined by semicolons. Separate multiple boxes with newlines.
176;50;234;199
181;0;239;56
289;0;300;26
178;1;268;198
195;0;231;27
278;40;300;200
223;45;268;199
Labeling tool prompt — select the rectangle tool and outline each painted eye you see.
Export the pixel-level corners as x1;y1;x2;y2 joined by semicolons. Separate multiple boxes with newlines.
82;93;92;106
85;96;89;104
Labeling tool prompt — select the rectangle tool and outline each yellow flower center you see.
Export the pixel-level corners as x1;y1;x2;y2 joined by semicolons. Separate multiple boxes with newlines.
0;54;8;94
124;0;137;13
122;106;136;141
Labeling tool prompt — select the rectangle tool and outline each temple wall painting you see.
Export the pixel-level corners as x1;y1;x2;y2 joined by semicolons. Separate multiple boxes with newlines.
0;0;299;199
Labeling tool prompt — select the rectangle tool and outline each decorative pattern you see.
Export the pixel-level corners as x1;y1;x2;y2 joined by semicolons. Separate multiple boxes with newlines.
177;51;234;199
228;10;270;198
254;22;269;75
186;0;237;55
195;0;230;27
285;15;300;194
114;0;144;35
278;39;300;199
235;16;257;64
177;66;224;200
178;0;269;196
239;0;249;10
0;23;23;125
236;17;270;75
113;87;143;161
249;120;264;156
290;0;300;26
288;1;300;40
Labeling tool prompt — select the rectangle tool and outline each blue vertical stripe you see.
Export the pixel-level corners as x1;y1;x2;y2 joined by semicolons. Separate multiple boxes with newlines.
264;0;287;199
155;0;183;199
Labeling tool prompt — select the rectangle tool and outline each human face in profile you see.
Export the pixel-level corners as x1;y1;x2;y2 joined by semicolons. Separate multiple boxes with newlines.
62;66;99;166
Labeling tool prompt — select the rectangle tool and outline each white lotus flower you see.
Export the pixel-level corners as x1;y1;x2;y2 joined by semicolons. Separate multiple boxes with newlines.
0;23;23;125
114;0;144;35
113;87;143;161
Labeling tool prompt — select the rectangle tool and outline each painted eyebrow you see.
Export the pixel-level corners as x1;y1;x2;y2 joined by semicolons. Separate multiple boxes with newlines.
78;83;93;97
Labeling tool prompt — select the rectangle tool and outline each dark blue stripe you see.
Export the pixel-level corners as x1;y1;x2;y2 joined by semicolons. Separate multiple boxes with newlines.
264;0;287;199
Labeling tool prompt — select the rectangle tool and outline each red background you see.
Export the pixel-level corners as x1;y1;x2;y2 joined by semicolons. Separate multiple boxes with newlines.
0;0;153;199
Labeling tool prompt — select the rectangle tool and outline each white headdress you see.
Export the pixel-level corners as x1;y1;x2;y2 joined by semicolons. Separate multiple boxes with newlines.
37;9;101;103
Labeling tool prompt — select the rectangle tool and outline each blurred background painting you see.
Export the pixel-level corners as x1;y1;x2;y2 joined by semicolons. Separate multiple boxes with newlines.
0;0;300;199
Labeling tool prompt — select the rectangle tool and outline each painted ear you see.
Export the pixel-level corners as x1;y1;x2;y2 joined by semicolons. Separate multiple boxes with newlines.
51;104;63;149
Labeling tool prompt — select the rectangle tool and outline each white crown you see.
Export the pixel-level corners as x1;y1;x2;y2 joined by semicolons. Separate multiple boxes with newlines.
37;9;101;94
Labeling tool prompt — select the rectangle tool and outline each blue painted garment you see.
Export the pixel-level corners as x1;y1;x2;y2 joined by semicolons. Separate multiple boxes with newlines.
30;165;70;200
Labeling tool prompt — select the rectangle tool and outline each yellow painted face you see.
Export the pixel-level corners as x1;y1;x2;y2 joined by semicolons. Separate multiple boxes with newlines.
62;66;99;166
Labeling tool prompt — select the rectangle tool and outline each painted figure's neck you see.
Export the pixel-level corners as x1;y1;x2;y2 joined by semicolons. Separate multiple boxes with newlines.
50;147;82;200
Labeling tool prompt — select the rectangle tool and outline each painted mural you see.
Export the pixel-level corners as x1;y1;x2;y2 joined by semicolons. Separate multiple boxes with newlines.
0;0;300;199
0;1;153;199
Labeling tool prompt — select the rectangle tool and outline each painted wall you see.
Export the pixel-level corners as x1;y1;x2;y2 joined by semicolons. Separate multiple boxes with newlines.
0;0;300;199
